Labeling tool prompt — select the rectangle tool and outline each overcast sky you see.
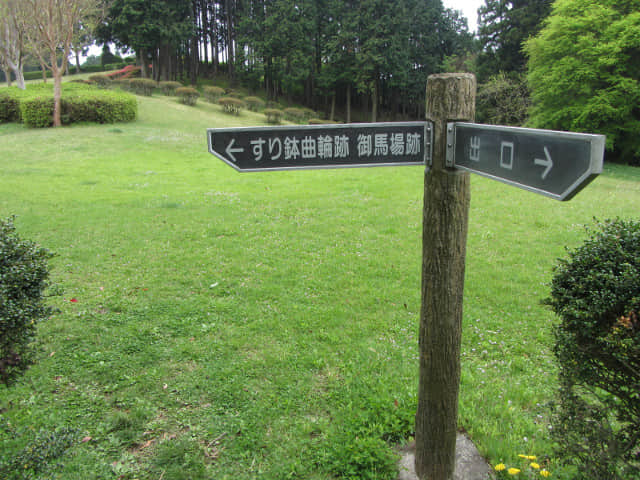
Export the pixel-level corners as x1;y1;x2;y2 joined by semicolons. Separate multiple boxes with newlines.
442;0;484;32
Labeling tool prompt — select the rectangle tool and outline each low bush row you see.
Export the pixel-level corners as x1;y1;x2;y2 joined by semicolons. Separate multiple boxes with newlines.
0;83;137;128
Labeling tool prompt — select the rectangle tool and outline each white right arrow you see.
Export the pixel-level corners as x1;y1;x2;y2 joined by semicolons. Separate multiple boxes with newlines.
534;146;553;180
225;139;244;163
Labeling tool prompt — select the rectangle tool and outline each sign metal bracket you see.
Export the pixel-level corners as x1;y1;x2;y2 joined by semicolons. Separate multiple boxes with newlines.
425;122;434;167
445;122;456;168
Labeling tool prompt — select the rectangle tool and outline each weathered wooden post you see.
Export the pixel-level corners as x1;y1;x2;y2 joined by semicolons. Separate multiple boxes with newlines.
415;73;476;480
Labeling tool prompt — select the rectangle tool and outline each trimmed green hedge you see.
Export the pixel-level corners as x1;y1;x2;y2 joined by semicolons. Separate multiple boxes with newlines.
0;91;20;123
0;83;137;128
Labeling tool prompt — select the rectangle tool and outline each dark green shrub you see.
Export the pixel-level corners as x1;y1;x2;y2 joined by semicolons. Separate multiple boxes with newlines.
264;108;284;124
0;90;20;123
546;218;640;479
284;107;306;123
87;74;112;88
243;96;265;111
20;96;55;128
19;87;137;127
476;72;530;126
218;96;245;115
79;64;104;74
159;81;182;96
23;70;52;81
128;78;156;96
0;217;55;386
103;62;126;71
202;85;225;103
0;421;79;479
65;93;137;124
175;87;200;106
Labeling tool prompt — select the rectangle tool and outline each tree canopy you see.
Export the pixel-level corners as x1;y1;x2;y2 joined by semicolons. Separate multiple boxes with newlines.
525;0;640;164
97;0;473;121
476;0;551;81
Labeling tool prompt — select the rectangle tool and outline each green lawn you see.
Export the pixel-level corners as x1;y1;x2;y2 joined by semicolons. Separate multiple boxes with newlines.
1;90;638;479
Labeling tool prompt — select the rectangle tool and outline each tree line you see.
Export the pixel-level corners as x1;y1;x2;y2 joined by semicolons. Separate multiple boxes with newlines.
97;0;474;121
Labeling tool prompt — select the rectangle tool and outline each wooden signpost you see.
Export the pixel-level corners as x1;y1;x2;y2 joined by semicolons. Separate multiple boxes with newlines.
207;73;605;480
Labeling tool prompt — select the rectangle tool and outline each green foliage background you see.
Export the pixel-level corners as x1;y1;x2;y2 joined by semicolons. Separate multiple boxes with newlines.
526;0;640;165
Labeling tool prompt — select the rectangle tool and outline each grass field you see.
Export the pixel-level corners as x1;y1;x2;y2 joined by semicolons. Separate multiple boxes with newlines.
1;87;639;479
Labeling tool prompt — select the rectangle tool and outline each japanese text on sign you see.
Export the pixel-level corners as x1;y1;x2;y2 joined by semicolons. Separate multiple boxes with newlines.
208;122;430;171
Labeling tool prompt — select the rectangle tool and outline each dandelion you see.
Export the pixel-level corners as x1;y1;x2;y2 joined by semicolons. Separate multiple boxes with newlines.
530;462;541;469
508;467;521;475
540;469;551;477
495;463;507;472
518;454;537;460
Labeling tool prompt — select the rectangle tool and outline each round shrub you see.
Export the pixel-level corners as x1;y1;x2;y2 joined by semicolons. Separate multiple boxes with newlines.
284;107;306;123
159;81;182;96
264;108;284;124
88;74;112;89
243;96;265;111
202;86;225;103
111;78;131;91
218;97;245;115
476;72;529;126
546;218;640;479
175;87;200;106
128;78;156;96
0;217;55;385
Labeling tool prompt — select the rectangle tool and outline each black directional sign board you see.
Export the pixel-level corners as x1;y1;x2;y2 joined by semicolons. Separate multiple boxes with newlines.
208;122;431;172
448;122;605;201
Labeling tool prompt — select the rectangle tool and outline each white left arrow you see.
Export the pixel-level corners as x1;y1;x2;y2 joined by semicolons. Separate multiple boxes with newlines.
225;139;244;163
534;146;553;180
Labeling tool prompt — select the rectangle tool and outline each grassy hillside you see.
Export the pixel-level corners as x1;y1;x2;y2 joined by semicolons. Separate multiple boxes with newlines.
1;91;638;479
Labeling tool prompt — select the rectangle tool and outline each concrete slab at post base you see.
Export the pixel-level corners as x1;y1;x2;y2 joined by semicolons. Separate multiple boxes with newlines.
398;434;492;480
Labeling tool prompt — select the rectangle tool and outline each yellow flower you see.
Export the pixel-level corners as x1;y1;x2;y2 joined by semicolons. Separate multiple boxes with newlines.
495;463;507;472
508;468;521;475
540;469;551;477
530;462;541;469
518;454;537;460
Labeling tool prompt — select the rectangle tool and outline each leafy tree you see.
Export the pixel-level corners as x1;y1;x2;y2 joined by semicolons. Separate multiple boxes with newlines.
477;0;552;80
525;0;640;165
22;0;102;126
476;72;529;125
99;0;193;80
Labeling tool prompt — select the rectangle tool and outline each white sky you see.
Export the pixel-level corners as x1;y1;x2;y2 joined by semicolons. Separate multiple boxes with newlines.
442;0;484;33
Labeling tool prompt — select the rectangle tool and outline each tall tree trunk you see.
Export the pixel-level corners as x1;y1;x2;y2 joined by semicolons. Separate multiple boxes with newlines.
346;83;351;123
212;2;219;74
50;49;65;127
225;0;235;81
3;67;12;87
190;36;198;85
75;49;81;74
371;78;378;122
138;48;149;78
330;92;336;121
